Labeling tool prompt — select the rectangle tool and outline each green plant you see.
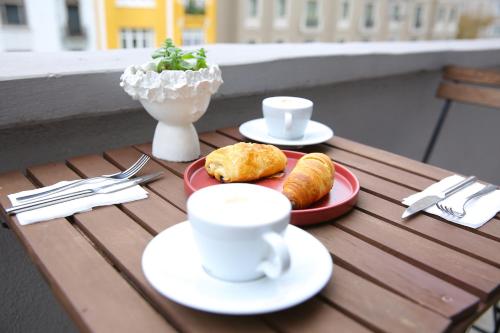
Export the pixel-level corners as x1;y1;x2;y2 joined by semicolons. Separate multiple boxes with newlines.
152;38;208;72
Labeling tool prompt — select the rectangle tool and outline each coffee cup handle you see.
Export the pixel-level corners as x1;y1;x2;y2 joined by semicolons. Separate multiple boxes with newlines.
284;111;293;133
257;232;291;279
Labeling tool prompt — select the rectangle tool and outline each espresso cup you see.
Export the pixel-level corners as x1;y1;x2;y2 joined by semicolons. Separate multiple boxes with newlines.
187;183;292;282
263;96;313;140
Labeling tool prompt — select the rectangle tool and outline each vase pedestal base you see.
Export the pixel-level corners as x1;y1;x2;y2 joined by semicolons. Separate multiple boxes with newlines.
152;122;200;162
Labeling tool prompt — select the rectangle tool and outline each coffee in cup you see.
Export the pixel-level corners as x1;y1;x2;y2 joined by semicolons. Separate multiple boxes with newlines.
262;96;313;140
187;183;291;282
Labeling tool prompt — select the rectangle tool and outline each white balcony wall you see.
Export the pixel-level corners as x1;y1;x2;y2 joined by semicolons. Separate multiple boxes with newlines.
0;26;32;51
25;0;66;51
79;0;98;51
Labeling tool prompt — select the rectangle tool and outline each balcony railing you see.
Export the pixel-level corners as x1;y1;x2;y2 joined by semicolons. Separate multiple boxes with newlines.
185;3;205;15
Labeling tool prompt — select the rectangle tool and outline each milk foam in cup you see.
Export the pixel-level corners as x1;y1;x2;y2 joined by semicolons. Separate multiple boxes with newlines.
263;96;313;140
187;183;292;282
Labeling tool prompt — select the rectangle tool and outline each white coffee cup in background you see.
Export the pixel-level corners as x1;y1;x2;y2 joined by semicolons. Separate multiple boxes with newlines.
187;183;292;282
262;96;313;140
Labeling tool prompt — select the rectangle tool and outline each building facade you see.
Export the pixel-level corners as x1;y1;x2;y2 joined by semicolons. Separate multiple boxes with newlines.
0;0;216;52
0;0;91;51
217;0;498;43
98;0;216;49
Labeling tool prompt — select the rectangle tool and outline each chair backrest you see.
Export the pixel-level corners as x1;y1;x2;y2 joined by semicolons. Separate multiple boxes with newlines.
436;65;500;109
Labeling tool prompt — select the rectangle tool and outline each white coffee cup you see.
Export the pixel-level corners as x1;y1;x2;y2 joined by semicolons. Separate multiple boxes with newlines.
263;96;313;140
187;183;292;282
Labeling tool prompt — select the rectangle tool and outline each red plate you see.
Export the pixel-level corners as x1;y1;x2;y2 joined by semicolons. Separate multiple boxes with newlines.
183;151;359;226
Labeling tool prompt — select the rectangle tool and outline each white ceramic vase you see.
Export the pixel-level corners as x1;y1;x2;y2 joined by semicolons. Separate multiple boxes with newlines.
120;63;223;162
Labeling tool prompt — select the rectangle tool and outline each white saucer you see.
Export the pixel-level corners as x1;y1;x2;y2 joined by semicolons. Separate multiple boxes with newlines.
142;222;333;315
239;118;334;146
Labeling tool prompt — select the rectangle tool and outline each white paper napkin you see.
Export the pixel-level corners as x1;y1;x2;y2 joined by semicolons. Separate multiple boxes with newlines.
402;175;500;228
8;179;149;225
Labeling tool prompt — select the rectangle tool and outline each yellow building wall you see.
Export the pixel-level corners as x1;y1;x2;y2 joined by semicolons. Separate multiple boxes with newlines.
205;0;216;43
103;0;167;49
174;0;217;45
102;0;217;49
173;0;184;46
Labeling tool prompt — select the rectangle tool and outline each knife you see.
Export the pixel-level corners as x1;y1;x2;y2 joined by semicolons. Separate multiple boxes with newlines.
6;172;163;215
401;175;477;219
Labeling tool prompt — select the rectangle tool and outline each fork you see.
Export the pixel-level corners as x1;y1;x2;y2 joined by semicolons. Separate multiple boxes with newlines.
16;154;150;202
436;184;498;218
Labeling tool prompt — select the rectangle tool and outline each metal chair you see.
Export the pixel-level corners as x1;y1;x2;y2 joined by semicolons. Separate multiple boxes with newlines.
422;65;500;163
425;66;500;333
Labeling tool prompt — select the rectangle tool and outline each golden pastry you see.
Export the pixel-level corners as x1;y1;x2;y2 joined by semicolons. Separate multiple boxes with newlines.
282;153;335;209
205;142;287;182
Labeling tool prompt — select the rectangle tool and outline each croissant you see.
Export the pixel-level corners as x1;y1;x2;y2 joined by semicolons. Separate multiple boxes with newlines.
282;153;335;209
205;142;287;182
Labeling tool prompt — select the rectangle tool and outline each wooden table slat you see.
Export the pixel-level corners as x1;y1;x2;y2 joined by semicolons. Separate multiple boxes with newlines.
336;210;500;300
356;191;500;266
0;172;175;333
308;224;479;319
264;299;372;333
323;265;451;333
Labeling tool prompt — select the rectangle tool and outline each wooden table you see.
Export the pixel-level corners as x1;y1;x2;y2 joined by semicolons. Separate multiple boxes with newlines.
1;127;499;333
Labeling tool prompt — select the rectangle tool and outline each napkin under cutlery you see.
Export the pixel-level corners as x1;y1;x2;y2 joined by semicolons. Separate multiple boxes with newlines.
8;179;149;225
402;175;500;228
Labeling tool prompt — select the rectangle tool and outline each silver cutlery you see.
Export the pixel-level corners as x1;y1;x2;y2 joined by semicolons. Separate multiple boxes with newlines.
6;172;163;215
436;184;498;218
402;175;477;219
17;154;150;202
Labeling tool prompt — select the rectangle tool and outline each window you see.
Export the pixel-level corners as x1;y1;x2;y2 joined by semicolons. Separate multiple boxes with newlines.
1;4;27;25
276;0;286;18
67;4;82;36
337;0;351;29
364;2;375;29
182;29;204;45
341;0;349;20
245;0;261;28
305;0;319;28
436;6;446;23
119;28;154;49
274;0;289;28
390;3;400;22
448;6;457;23
414;4;423;29
248;0;258;18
